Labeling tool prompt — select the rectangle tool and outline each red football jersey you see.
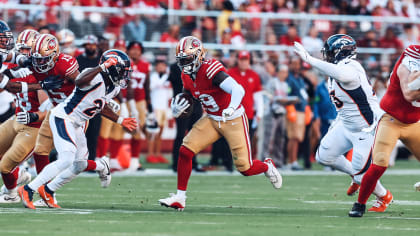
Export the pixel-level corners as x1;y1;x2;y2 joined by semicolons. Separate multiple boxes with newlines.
380;45;420;123
228;67;262;119
6;63;42;128
32;53;78;106
129;59;150;101
181;59;230;117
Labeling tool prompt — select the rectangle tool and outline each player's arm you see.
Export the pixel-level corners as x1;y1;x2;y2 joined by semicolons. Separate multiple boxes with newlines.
76;57;117;88
0;74;42;93
399;63;420;102
100;105;137;132
213;71;245;112
144;74;153;113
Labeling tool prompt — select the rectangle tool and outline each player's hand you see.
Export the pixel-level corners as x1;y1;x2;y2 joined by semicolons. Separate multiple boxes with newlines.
16;111;38;124
171;95;190;118
10;68;32;78
107;99;121;113
40;75;64;90
100;57;118;72
121;117;137;132
145;112;159;134
294;41;311;63
222;107;235;122
21;56;32;68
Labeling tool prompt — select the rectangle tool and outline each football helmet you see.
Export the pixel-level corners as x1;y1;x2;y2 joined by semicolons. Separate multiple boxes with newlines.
321;34;356;64
175;36;206;75
100;49;132;88
15;29;39;56
0;20;14;55
31;34;60;73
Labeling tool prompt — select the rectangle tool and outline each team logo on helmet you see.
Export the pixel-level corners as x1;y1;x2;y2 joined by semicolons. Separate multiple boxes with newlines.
191;39;200;48
48;39;57;50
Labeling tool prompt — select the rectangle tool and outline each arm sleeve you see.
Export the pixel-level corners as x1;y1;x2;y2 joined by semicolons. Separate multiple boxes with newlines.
219;76;245;110
307;56;358;84
253;91;264;119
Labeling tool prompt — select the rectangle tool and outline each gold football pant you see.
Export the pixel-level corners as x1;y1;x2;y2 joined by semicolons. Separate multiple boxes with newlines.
0;119;38;173
34;110;54;156
373;113;420;167
183;114;253;172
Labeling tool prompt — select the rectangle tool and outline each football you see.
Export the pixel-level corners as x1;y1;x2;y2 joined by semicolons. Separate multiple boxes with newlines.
176;92;194;119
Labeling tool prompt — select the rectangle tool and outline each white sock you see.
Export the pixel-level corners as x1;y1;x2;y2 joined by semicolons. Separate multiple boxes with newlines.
177;190;186;198
331;155;354;175
28;162;62;191
95;160;105;172
372;180;387;198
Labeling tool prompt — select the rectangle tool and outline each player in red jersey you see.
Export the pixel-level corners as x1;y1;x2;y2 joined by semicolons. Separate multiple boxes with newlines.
349;45;420;217
158;36;282;211
0;29;48;203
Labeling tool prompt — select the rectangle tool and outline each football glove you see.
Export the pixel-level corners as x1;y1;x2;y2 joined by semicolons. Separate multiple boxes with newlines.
40;75;64;90
222;107;235;122
99;57;118;72
121;117;137;132
107;99;121;113
9;68;32;78
16;111;39;124
294;41;311;63
145;113;160;134
171;95;190;118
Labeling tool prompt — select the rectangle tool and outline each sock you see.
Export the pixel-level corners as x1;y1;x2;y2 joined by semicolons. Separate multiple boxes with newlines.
109;139;123;159
84;160;97;171
372;180;387;198
358;164;387;204
47;168;77;192
33;153;50;174
28;162;61;191
177;146;195;191
131;139;141;158
44;184;55;194
96;137;110;157
332;155;354;175
240;160;269;176
177;190;186;198
1;167;19;190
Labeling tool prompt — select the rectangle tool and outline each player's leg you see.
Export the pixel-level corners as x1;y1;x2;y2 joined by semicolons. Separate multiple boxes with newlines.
399;122;420;192
154;109;167;163
159;115;220;210
0;120;16;158
33;111;54;174
109;121;125;171
96;116;113;159
350;114;400;217
130;100;146;168
19;115;78;209
315;120;353;174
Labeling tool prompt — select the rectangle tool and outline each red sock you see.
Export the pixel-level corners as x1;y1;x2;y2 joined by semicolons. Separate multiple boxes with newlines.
131;139;141;158
240;160;268;176
96;137;110;157
177;145;195;191
358;164;387;204
1;167;19;190
84;160;97;171
109;139;123;159
33;153;50;174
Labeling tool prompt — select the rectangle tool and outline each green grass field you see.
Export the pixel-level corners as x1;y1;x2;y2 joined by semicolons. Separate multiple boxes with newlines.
1;161;420;236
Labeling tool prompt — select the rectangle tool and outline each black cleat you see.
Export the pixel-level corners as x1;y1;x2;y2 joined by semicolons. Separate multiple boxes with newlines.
349;202;366;217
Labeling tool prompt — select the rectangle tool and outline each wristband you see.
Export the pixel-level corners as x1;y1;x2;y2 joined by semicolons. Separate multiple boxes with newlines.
0;76;9;89
117;116;123;124
29;112;39;123
21;82;28;94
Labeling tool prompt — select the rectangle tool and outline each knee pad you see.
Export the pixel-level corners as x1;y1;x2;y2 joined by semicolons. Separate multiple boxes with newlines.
72;161;88;174
179;146;194;160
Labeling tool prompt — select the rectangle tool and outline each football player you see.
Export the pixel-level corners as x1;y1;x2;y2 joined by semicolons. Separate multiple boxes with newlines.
158;36;282;211
18;50;138;209
0;29;47;203
294;35;389;211
349;45;420;217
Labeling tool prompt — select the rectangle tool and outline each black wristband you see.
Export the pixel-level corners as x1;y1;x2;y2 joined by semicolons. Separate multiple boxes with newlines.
28;112;39;123
147;103;153;113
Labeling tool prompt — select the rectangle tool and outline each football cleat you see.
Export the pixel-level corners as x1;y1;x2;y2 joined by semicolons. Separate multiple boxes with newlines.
38;185;60;208
349;202;366;217
34;194;58;207
0;188;20;203
109;158;122;172
347;181;360;196
264;158;283;189
97;157;112;188
414;182;420;191
368;190;393;212
0;168;32;195
18;185;35;209
159;193;186;211
156;155;169;164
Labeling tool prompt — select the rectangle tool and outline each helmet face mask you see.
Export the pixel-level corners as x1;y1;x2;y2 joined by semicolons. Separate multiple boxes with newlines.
321;34;356;64
176;36;205;75
0;20;14;55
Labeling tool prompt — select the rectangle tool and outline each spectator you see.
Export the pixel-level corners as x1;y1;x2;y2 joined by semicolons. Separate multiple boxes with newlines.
97;35;110;56
160;24;180;43
123;15;146;42
279;24;301;46
302;27;323;54
379;26;403;49
399;24;419;48
349;0;371;15
285;57;307;171
313;77;337;139
217;0;241;39
358;30;379;48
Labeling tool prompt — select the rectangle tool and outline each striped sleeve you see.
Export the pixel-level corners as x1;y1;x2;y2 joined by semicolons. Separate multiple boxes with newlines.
205;60;225;80
404;45;420;59
64;58;79;77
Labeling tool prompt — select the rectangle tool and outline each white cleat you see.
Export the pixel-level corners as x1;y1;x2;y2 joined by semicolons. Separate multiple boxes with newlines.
128;158;140;172
264;158;283;189
0;168;32;195
414;182;420;191
33;193;58;207
97;157;111;188
158;193;186;211
0;188;20;203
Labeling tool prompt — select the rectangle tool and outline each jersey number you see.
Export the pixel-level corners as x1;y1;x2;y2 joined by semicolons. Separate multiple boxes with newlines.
329;90;343;109
83;99;104;117
199;94;219;112
16;92;32;111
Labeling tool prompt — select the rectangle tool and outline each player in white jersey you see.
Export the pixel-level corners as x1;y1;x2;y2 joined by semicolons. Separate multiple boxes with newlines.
294;34;388;203
18;49;138;209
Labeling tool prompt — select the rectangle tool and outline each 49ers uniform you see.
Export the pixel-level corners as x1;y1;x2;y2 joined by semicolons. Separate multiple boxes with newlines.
32;53;78;157
181;59;253;172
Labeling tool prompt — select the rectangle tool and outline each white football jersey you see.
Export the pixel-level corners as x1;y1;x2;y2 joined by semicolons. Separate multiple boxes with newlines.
52;72;120;125
327;59;381;131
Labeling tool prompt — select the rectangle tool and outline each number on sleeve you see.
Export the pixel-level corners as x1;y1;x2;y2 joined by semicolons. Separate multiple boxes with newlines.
82;99;104;117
